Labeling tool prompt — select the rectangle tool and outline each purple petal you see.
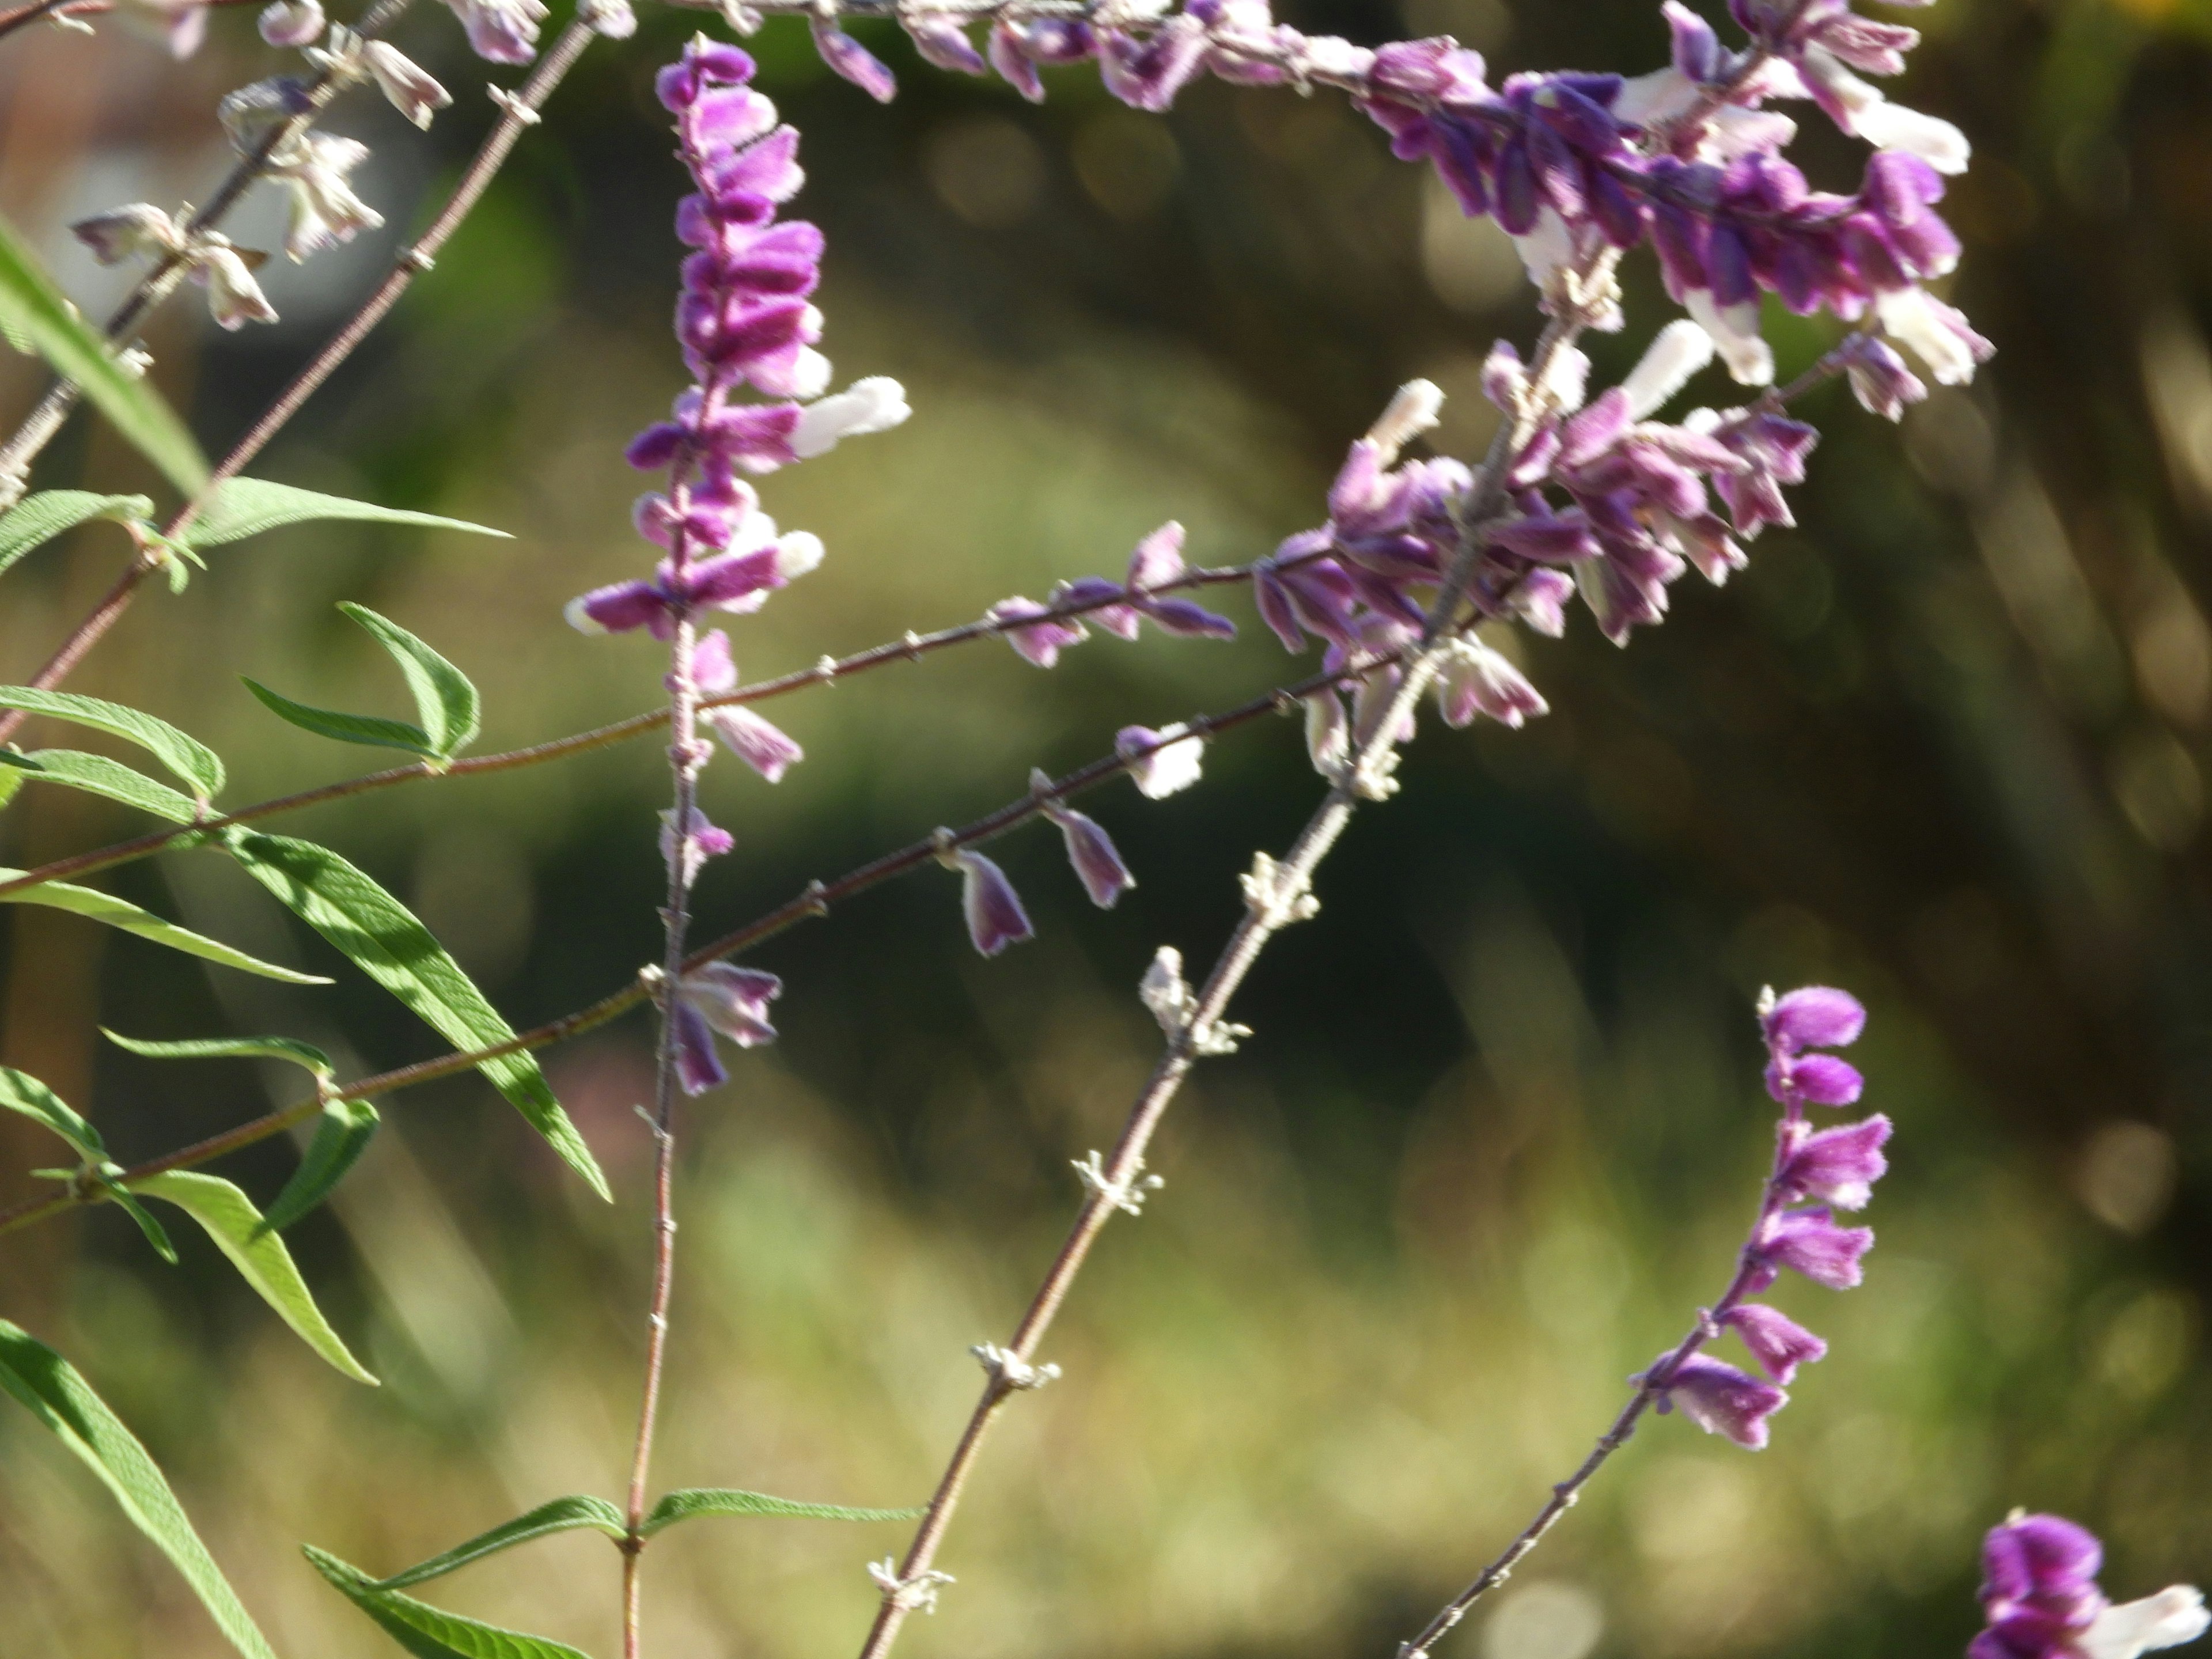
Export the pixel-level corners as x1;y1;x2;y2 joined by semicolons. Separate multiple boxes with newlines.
680;961;781;1047
1763;984;1867;1052
1753;1206;1874;1290
1054;808;1135;907
1653;1353;1787;1449
1721;1304;1828;1384
1778;1114;1891;1209
1126;521;1187;590
704;704;804;783
988;597;1088;668
954;849;1035;956
811;18;898;102
671;999;729;1095
565;579;668;637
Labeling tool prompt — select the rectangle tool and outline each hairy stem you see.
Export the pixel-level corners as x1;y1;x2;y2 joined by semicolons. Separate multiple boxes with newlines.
850;271;1606;1659
0;656;1397;1244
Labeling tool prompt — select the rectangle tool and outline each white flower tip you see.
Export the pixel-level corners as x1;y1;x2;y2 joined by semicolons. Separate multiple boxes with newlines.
1855;100;1971;173
1368;378;1444;463
774;531;825;581
2081;1588;2211;1659
788;347;833;400
563;594;607;634
1620;318;1716;418
1684;290;1774;387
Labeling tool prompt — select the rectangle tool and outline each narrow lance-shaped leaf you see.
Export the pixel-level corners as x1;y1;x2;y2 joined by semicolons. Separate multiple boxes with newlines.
243;676;438;759
224;831;609;1200
259;1098;378;1236
0;1322;279;1659
103;1028;334;1074
186;479;510;549
0;868;332;983
0;687;223;800
126;1171;377;1385
340;604;480;759
0;1063;100;1160
20;748;199;823
305;1547;593;1659
372;1495;626;1590
0;212;210;497
0;491;154;579
642;1488;925;1535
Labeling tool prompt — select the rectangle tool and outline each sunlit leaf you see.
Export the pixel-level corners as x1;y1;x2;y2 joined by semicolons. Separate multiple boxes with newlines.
0;1321;279;1659
224;832;609;1200
0;868;331;983
373;1495;626;1590
0;1063;101;1160
187;479;509;549
305;1546;593;1659
19;748;199;823
98;1169;179;1264
642;1488;923;1535
0;687;222;800
0;491;153;579
259;1098;379;1236
340;604;480;759
243;677;438;758
127;1171;377;1385
103;1028;335;1075
0;213;209;497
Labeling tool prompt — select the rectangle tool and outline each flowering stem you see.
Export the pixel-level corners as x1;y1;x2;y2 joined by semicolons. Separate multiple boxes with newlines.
0;15;590;744
0;548;1300;901
851;259;1613;1659
0;0;418;507
0;652;1404;1244
1396;1085;1815;1656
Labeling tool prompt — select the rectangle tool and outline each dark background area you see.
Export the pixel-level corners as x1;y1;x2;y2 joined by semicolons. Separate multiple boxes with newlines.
1;1;2209;1656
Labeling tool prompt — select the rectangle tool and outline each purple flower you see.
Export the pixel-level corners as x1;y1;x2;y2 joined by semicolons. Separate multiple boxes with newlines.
1970;1511;2209;1659
811;17;899;103
438;0;546;62
671;999;728;1094
682;962;781;1047
1763;984;1868;1052
905;13;986;74
940;845;1034;957
1650;1353;1787;1449
1435;638;1549;729
1751;1205;1873;1291
1035;774;1135;908
1721;1303;1828;1384
1778;1114;1891;1209
660;805;733;887
988;18;1048;101
990;597;1089;668
1117;725;1206;799
704;705;803;783
1099;14;1210;111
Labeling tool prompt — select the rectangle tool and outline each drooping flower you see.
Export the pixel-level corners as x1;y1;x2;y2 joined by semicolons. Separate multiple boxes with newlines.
667;962;783;1094
268;134;384;262
1750;1205;1874;1290
989;598;1089;668
191;239;279;331
659;804;732;887
73;204;183;266
938;843;1034;957
810;17;899;102
1721;1303;1828;1384
1033;772;1135;908
1649;1353;1787;1449
1778;1114;1892;1209
440;0;546;62
361;41;452;131
1434;637;1548;729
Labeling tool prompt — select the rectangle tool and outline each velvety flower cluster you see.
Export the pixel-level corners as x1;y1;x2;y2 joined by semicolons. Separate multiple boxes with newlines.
1645;984;1890;1450
563;39;916;1090
1969;1513;2207;1659
793;0;1987;416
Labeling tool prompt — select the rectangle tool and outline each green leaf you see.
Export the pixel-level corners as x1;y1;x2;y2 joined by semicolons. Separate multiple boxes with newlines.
305;1547;593;1659
98;1169;179;1265
0;1321;279;1659
0;1063;101;1160
102;1028;335;1075
187;479;509;550
642;1488;924;1535
0;213;210;498
20;748;199;823
0;868;332;983
0;687;222;800
259;1097;378;1236
0;490;153;579
372;1495;626;1590
224;832;609;1200
243;677;437;757
126;1171;377;1385
340;604;480;759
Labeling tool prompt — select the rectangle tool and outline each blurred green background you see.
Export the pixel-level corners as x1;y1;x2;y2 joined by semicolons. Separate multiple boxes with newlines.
1;0;2209;1655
